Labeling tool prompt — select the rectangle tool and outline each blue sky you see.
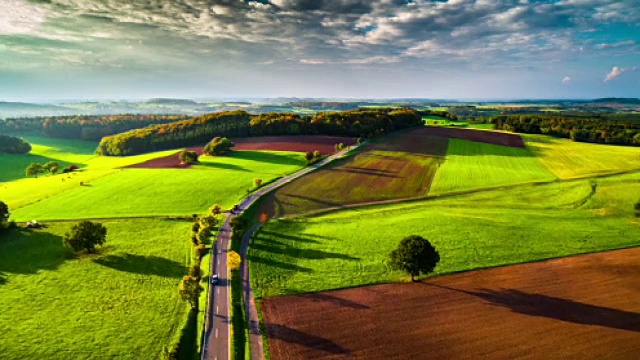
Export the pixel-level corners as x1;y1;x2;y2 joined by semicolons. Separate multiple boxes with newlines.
0;0;638;101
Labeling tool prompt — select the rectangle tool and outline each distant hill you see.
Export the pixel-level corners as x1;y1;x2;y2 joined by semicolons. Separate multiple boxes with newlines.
587;98;640;105
0;101;74;119
146;98;200;106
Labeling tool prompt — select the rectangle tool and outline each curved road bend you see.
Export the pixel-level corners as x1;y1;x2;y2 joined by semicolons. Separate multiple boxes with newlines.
202;145;360;360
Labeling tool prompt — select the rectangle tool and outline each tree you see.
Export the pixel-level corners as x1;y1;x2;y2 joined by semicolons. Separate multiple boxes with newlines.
63;221;107;253
196;226;212;245
254;178;263;188
227;251;242;272
25;163;44;178
304;151;314;163
179;150;199;164
313;150;321;158
44;161;60;174
179;275;203;309
259;212;270;224
209;204;222;216
203;137;234;156
0;201;9;230
389;235;440;282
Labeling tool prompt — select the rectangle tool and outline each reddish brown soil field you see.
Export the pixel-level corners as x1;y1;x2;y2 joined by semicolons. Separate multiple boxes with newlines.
414;126;526;148
126;135;355;169
262;248;640;360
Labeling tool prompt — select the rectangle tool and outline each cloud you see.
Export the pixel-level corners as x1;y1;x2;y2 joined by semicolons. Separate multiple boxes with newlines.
0;0;49;35
604;66;637;82
562;76;572;84
596;40;637;49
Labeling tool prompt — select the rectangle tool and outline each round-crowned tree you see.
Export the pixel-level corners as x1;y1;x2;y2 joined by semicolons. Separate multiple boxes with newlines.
0;201;9;230
389;235;440;282
63;221;107;253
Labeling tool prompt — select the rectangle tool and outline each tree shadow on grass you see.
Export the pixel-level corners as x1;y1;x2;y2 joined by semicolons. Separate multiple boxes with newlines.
267;324;350;355
252;243;359;261
0;228;67;285
423;283;640;333
231;151;303;166
258;230;321;244
93;253;186;278
246;255;313;273
196;161;250;172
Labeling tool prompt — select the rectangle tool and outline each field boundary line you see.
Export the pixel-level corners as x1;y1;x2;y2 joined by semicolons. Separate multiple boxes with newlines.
281;168;640;220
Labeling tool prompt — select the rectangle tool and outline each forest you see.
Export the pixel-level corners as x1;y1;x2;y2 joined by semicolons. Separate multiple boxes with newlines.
97;108;422;156
0;114;191;140
486;115;640;146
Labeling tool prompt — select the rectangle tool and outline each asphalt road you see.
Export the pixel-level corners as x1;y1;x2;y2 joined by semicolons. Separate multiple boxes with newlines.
202;145;360;360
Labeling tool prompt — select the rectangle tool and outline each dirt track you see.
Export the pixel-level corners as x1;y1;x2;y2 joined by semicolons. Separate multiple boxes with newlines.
126;135;355;169
262;247;640;360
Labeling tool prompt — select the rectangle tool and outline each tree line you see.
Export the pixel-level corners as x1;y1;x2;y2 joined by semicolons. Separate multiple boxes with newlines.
482;115;640;146
0;134;31;154
0;114;191;140
98;108;423;156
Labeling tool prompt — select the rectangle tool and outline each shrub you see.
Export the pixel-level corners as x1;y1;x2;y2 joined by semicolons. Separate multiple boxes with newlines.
179;150;199;165
254;178;263;188
203;137;234;156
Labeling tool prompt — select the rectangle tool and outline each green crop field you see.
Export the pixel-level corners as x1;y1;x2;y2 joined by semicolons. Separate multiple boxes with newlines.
3;137;304;220
524;134;640;179
430;139;556;194
261;134;448;217
0;219;193;359
250;172;640;298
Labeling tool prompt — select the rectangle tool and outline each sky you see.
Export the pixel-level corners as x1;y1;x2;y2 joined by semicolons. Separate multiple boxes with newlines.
0;0;639;101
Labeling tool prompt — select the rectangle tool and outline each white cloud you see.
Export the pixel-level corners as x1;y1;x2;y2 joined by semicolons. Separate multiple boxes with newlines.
604;66;622;81
596;40;637;49
0;0;49;35
562;76;572;84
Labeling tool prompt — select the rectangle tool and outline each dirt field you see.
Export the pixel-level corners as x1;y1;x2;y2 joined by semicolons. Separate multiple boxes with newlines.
259;134;449;217
262;247;640;360
126;135;355;169
416;126;525;148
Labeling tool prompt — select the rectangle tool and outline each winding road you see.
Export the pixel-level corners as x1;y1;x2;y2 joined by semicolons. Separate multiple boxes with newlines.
201;145;359;360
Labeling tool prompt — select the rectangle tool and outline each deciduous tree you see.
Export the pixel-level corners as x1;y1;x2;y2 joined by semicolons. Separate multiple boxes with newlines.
63;221;107;253
25;163;44;178
227;251;242;272
179;276;202;309
389;235;440;282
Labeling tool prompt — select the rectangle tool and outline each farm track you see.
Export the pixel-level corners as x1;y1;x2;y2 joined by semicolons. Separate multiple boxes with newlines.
279;167;640;219
262;247;640;360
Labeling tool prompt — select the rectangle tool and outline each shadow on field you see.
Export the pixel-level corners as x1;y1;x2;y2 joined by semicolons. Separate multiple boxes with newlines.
0;153;81;182
267;324;351;355
423;283;640;333
283;193;342;208
328;165;403;179
93;253;186;278
197;161;250;172
252;242;359;261
259;230;320;244
0;228;67;285
246;255;313;273
445;143;533;157
300;292;370;310
232;151;303;166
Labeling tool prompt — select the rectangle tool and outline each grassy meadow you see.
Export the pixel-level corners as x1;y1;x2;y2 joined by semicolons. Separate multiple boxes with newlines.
524;134;640;179
1;136;305;220
250;172;640;298
0;219;193;359
430;139;556;194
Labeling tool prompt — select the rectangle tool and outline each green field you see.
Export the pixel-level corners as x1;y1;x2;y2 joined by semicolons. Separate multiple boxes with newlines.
250;172;640;298
524;134;640;179
430;139;556;194
3;137;304;221
0;219;193;359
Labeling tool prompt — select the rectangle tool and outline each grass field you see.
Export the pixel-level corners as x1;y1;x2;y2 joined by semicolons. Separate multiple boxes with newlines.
524;134;640;179
260;133;448;217
249;173;640;298
8;150;305;221
430;139;556;194
0;219;193;359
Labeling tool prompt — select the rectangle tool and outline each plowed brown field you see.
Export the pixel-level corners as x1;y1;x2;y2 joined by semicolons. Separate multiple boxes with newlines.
259;134;449;217
126;135;355;169
416;126;525;147
262;247;640;360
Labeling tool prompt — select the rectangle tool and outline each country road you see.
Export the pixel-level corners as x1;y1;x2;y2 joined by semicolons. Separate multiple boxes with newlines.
202;145;359;360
